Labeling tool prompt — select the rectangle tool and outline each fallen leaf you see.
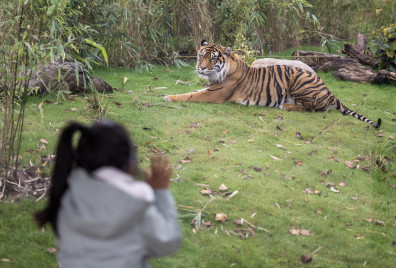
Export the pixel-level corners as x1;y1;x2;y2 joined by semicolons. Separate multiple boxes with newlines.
328;155;340;162
240;169;247;175
294;160;303;166
300;229;311;236
190;122;200;128
355;234;364;240
70;107;78;111
151;146;165;155
247;139;254;142
270;155;283;161
142;127;152;131
249;166;263;172
321;169;333;177
1;259;10;262
316;208;323;214
344;160;356;169
47;248;57;254
301;255;312;264
326;182;335;188
356;155;369;161
229;140;238;144
349;196;359;200
233;219;244;226
314;190;321;196
330;186;339;193
200;188;213;195
289;226;311;236
39;138;48;144
365;217;372;223
214;213;228;223
141;102;153;108
277;125;284;131
186;149;195;154
179;157;191;164
389;135;395;140
375;220;385;226
112;101;122;107
123;77;128;83
296;131;304;140
304;188;313;194
276;144;286;149
219;184;228;191
338;181;347;187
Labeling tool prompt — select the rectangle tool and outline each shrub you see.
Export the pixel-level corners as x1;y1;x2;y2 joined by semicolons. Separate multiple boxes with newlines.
372;23;396;72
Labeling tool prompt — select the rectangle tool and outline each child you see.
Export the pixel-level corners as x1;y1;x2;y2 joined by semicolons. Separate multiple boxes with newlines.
34;120;182;268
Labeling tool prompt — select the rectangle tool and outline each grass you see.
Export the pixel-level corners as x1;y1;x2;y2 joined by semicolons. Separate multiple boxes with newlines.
1;60;395;267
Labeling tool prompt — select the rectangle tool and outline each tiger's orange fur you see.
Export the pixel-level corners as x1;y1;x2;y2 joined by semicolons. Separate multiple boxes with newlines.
164;41;381;128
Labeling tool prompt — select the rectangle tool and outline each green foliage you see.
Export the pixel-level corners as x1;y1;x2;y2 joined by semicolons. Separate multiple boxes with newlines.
372;23;396;72
232;33;256;65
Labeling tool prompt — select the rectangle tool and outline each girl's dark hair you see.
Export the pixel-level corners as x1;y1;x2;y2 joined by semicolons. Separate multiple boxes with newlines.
34;120;136;235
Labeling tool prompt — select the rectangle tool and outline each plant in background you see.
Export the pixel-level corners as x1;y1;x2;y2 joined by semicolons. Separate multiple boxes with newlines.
233;33;256;65
372;23;396;72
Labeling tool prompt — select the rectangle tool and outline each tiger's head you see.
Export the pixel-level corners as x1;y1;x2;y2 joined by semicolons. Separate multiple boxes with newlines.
196;40;236;84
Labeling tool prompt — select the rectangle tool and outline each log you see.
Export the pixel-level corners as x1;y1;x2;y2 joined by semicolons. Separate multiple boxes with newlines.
342;44;378;68
28;62;113;94
291;49;392;84
291;50;350;71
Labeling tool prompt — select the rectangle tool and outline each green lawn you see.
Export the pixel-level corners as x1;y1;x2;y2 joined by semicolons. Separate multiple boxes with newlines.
1;62;395;267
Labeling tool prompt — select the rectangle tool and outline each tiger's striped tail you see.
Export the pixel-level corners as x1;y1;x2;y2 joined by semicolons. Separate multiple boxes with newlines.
336;100;381;129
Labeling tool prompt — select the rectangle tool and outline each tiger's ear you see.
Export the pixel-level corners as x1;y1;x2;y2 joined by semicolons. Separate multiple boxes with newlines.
201;40;209;46
225;46;232;56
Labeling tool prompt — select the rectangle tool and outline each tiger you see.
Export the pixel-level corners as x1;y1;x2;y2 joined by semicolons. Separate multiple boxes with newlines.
164;40;381;129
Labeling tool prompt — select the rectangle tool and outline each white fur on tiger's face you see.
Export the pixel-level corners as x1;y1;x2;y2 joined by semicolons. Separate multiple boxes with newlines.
196;43;229;84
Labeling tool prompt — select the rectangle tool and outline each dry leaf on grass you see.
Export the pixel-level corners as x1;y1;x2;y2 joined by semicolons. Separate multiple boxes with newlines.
330;186;340;193
304;188;313;194
200;187;214;195
39;138;48;144
375;220;385;226
289;226;312;236
355;234;364;240
152;146;165;155
219;184;228;191
233;219;244;226
365;217;373;223
301;255;312;264
47;248;57;254
294;160;303;166
270;155;283;161
214;213;228;222
344;160;356;169
338;181;347;187
179;157;192;164
276;144;286;149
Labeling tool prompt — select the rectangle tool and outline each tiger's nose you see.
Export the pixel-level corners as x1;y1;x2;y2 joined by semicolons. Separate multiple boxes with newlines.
200;66;207;70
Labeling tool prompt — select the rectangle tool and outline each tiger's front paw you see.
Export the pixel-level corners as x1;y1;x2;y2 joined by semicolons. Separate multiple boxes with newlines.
163;95;177;102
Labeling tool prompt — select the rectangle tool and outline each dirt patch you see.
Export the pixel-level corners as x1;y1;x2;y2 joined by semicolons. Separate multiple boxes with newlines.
1;155;53;202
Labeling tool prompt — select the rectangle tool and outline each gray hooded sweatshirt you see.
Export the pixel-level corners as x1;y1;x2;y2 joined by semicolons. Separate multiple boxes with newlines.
57;167;182;268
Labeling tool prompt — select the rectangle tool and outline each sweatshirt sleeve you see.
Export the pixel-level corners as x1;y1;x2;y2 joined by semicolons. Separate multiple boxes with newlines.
142;189;182;257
